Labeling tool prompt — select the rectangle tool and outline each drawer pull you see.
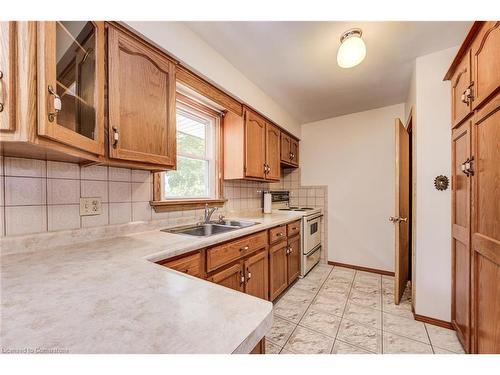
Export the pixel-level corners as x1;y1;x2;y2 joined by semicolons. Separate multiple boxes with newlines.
240;271;245;286
240;245;249;251
291;227;298;231
276;232;284;237
247;267;252;281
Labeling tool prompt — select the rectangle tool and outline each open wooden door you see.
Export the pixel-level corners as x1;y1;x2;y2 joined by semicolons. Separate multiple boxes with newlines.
391;118;410;304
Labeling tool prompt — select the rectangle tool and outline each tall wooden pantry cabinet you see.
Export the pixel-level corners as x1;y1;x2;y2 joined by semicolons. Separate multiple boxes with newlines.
445;21;500;354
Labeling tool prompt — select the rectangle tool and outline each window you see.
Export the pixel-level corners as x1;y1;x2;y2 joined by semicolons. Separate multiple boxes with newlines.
160;100;220;201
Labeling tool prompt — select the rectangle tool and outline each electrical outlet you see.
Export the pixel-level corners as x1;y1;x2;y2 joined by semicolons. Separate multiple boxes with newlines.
80;197;102;216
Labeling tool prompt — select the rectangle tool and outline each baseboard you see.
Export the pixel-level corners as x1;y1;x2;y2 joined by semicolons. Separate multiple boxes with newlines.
328;261;395;277
414;314;454;330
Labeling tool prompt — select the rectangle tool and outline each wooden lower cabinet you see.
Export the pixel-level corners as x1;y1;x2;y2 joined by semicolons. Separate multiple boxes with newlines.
269;241;288;301
250;338;265;354
208;263;244;293
287;235;301;285
244;249;269;300
158;250;202;278
208;248;269;299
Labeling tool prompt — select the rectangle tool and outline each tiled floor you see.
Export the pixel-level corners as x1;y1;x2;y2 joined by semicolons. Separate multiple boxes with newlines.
265;264;465;354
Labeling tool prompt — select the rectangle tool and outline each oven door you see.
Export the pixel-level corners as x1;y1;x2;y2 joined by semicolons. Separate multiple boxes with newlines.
303;214;322;255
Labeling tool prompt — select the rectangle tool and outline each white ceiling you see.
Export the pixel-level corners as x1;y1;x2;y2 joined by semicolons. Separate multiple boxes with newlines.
185;21;471;123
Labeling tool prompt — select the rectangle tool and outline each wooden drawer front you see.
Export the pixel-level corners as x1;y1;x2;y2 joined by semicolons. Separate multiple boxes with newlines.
207;231;268;272
269;225;287;244
287;220;301;237
160;252;201;277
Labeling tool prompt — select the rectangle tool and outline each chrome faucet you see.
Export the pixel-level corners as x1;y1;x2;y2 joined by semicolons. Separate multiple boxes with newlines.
203;204;218;223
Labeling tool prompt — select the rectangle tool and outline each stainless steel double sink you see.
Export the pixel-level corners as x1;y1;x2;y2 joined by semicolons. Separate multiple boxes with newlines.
162;220;259;237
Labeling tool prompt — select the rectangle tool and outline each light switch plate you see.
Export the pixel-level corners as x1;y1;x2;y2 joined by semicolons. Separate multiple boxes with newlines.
80;197;102;216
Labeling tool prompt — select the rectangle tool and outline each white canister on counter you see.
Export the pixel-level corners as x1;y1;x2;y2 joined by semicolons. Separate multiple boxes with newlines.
263;191;272;214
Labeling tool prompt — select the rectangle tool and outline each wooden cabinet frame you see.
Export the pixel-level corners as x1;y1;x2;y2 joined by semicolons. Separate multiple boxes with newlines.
0;22;16;132
37;21;105;156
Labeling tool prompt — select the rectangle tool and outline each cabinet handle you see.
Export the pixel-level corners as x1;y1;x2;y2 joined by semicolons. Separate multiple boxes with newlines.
240;271;245;286
465;156;474;176
246;267;252;281
47;85;62;122
462;158;471;176
0;70;4;112
240;245;249;252
276;232;284;237
112;126;119;148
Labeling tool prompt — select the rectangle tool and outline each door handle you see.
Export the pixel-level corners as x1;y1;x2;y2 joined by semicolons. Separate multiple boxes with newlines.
246;267;252;282
47;85;62;122
240;271;245;286
389;216;407;223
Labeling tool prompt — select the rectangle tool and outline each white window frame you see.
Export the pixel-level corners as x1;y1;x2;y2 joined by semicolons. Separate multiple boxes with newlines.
161;101;219;201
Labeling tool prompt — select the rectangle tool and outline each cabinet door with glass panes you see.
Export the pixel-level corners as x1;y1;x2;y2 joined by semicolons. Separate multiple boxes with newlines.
37;21;104;155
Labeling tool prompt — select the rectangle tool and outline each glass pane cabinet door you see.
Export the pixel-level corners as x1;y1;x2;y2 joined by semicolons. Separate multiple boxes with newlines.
38;21;104;155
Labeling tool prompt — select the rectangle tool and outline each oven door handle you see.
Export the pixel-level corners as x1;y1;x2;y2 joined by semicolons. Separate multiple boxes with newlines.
304;244;322;256
306;215;323;222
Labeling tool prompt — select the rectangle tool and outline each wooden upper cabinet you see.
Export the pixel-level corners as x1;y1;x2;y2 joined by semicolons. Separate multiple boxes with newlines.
265;122;281;181
244;249;269;300
451;50;472;127
244;109;266;179
37;21;105;155
0;22;16;132
107;25;176;168
290;138;299;165
471;21;500;110
280;133;291;164
280;131;299;167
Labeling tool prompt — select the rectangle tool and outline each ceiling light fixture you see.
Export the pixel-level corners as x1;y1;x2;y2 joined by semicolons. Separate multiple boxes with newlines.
337;28;366;69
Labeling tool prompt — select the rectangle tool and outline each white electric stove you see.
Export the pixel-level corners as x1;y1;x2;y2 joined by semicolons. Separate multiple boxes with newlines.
267;191;323;277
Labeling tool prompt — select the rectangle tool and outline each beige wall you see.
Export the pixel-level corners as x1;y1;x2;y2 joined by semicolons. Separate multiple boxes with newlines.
411;46;457;322
125;21;301;138
300;103;406;273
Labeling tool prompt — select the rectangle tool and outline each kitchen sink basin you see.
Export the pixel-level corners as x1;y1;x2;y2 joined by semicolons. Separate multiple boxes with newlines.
162;220;259;237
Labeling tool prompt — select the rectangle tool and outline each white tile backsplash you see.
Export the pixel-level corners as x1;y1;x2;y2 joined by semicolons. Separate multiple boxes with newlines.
109;167;131;182
5;205;47;236
5;177;47;206
109;202;132;224
47;179;80;205
132;182;151;202
109;181;132;203
48;205;80;231
4;157;46;177
81;165;108;181
132;169;151;183
132;202;152;222
81;203;109;228
81;180;108;202
47;161;80;179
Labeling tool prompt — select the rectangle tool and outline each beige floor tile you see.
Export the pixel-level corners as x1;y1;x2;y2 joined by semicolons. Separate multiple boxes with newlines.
337;319;382;353
433;347;458;354
343;301;382;328
299;307;342;337
349;288;382;310
293;277;323;293
310;294;347;317
265;340;282;354
352;279;381;294
425;324;465;353
274;298;309;323
322;278;352;295
266;315;297;346
355;271;381;283
283;326;334;354
332;340;373;354
383;312;429;343
382;293;414;319
284;284;317;304
331;266;355;277
383;332;433;354
279;348;295;354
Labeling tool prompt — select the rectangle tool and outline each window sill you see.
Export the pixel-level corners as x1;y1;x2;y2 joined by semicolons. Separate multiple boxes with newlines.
150;198;227;213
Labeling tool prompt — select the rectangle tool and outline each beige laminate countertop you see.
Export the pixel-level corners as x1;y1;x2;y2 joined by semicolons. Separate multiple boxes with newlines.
0;211;305;354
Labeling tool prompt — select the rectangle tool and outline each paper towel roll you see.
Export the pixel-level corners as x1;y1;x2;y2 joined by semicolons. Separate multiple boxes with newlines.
263;192;272;214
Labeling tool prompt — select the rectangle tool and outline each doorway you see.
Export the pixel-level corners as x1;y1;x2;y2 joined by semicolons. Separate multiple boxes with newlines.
393;111;413;305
